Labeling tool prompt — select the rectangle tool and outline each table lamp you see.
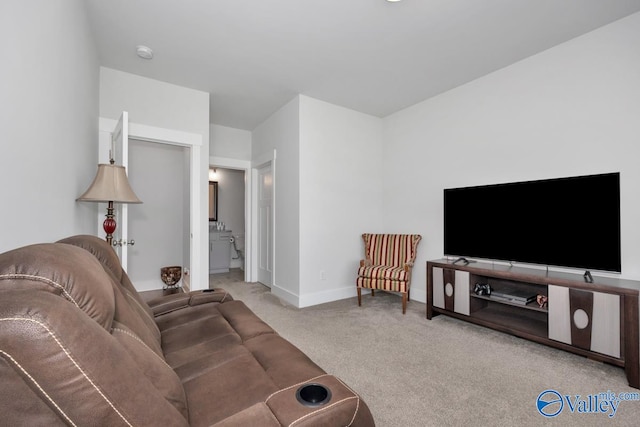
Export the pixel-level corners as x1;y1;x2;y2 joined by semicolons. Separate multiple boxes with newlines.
77;160;142;245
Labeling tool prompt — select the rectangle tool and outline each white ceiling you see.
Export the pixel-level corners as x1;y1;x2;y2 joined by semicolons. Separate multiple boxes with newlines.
85;0;640;131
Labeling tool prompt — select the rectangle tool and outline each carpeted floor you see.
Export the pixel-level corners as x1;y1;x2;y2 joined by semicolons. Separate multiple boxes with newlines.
210;270;640;426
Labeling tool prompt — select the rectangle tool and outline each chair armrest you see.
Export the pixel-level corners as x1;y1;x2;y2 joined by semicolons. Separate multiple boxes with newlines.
403;261;415;272
147;289;232;316
360;259;371;267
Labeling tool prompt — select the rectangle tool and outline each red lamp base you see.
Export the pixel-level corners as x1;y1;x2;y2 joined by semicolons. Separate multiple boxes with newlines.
103;201;116;245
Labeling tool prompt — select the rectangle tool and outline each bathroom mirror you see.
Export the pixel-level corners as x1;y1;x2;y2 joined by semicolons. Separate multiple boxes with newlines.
209;181;218;221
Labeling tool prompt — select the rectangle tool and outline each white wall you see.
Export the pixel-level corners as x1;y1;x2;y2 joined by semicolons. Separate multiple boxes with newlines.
128;140;186;291
210;124;251;160
252;97;300;303
299;96;384;307
100;68;209;134
99;67;210;289
0;0;99;252
251;95;384;307
383;11;640;301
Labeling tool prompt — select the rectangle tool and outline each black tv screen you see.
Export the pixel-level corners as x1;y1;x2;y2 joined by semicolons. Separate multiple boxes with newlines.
443;172;621;272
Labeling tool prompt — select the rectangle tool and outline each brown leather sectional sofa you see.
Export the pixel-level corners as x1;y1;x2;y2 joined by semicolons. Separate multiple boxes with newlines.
0;235;374;426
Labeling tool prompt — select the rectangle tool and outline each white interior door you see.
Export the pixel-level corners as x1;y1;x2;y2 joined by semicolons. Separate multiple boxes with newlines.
257;163;273;287
112;111;130;270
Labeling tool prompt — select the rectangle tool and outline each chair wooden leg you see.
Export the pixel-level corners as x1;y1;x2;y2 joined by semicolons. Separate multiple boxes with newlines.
371;289;375;297
402;292;407;314
357;287;362;306
407;288;411;302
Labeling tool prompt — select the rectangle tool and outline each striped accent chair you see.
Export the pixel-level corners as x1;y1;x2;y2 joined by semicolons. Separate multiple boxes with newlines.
356;233;422;314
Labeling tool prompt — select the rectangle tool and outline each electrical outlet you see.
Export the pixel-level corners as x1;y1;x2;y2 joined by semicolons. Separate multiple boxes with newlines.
320;270;326;280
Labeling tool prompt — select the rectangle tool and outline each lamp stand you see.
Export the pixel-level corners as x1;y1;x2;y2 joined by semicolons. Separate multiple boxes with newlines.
103;200;117;245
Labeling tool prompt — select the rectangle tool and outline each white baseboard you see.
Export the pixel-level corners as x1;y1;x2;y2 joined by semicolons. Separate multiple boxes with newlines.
411;287;427;304
271;284;367;309
270;284;300;307
270;285;374;309
298;285;364;308
268;283;426;308
297;286;427;308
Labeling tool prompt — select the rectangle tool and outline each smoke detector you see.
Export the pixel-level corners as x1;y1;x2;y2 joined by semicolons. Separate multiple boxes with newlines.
136;45;154;60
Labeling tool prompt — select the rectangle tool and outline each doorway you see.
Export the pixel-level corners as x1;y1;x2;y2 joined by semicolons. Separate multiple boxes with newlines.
209;150;275;287
99;116;205;291
208;166;246;273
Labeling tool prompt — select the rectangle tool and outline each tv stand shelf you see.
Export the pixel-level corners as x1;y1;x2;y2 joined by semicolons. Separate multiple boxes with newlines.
471;294;548;313
426;259;640;389
470;303;548;338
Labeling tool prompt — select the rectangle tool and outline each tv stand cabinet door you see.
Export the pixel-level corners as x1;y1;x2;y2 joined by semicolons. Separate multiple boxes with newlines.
432;267;469;316
548;285;620;358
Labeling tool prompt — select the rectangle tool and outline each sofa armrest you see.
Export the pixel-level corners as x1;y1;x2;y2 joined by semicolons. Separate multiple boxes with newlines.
189;289;232;306
264;374;375;427
147;289;232;317
214;375;374;426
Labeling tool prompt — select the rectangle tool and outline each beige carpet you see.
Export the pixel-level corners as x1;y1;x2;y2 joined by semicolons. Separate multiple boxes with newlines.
210;270;640;426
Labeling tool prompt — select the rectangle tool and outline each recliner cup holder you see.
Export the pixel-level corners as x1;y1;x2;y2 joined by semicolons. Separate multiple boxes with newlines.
296;383;332;407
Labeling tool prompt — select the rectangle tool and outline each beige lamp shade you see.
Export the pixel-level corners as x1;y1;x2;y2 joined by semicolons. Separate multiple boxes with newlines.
77;164;142;204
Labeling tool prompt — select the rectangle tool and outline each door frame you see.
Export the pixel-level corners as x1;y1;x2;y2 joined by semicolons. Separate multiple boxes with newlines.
208;156;251;282
99;117;205;290
210;150;276;284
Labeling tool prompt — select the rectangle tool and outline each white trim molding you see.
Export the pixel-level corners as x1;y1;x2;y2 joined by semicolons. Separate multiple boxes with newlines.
99;116;206;291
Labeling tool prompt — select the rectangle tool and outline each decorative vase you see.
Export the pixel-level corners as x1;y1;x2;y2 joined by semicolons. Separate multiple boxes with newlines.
161;266;182;289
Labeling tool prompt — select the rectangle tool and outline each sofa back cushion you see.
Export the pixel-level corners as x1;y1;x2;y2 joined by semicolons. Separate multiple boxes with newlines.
57;235;161;345
0;243;115;329
0;243;189;425
362;233;422;267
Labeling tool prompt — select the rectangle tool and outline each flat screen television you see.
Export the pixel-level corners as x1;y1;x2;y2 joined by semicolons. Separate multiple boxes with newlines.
443;172;621;273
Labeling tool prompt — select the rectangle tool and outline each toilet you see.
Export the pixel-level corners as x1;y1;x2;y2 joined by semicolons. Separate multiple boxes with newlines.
230;234;245;270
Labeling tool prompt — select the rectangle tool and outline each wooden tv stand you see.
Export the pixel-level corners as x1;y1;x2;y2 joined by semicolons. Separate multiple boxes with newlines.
426;259;640;389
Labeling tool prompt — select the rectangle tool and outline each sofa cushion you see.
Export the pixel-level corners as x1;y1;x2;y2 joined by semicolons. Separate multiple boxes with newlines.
148;289;231;318
108;275;165;357
58;235;161;343
217;300;276;341
111;320;188;419
0;242;190;424
182;352;280;426
58;236;174;358
161;309;240;367
245;334;325;388
357;264;409;281
356;277;408;293
0;243;115;330
57;235;149;311
0;290;189;426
